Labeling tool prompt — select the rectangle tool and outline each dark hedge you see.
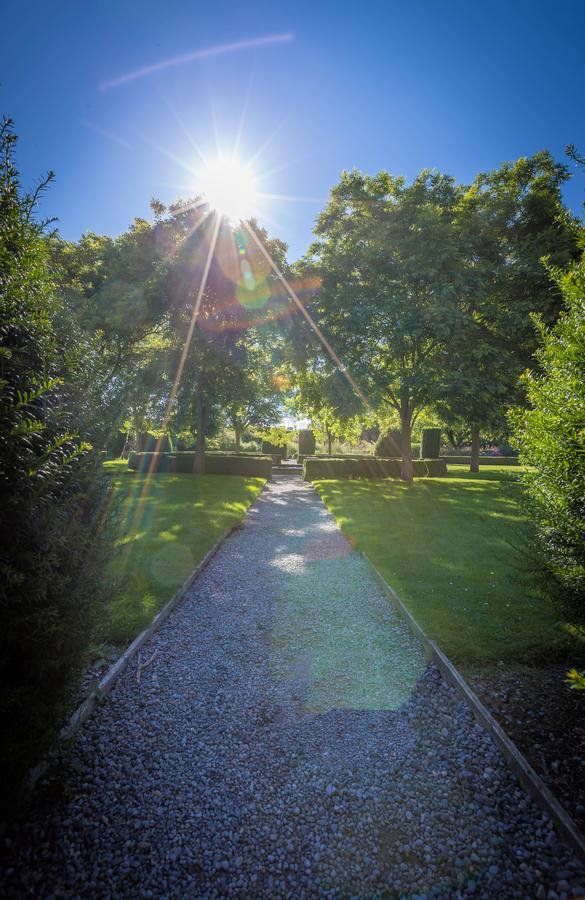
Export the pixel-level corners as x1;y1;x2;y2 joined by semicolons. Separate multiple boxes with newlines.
128;452;272;479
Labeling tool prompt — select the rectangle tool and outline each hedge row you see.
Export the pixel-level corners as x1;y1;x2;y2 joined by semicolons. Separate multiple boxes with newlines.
441;455;519;466
261;441;287;461
297;450;421;465
128;452;272;478
303;457;447;481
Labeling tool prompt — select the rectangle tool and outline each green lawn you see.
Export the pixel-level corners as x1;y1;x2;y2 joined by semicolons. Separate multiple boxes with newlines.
314;466;567;662
101;461;264;644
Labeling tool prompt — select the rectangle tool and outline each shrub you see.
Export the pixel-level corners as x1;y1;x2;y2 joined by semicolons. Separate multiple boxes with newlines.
441;455;519;466
510;252;585;617
128;452;272;479
137;432;173;453
411;443;421;458
304;457;402;481
261;440;286;460
0;120;110;811
374;429;402;457
421;428;441;459
424;459;448;477
298;429;316;456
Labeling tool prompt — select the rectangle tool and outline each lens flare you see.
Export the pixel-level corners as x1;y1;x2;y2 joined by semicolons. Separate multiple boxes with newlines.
198;157;258;223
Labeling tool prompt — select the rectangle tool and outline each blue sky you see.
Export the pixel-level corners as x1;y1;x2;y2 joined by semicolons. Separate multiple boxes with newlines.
4;0;584;260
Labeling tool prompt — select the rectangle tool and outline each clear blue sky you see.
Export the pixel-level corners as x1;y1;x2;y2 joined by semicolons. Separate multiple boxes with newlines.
4;0;584;260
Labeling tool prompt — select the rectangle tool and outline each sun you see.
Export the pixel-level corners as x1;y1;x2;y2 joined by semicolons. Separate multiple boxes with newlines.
198;157;258;223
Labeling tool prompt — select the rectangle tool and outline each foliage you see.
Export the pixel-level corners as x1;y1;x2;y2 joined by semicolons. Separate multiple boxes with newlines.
0;120;110;809
303;456;446;481
421;428;441;459
101;462;263;643
566;669;585;691
374;430;402;457
307;169;468;480
442;455;520;466
437;152;579;468
315;467;567;661
127;451;272;478
510;249;585;618
298;429;316;455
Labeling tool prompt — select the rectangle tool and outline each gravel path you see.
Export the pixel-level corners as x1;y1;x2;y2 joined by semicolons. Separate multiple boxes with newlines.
2;476;585;899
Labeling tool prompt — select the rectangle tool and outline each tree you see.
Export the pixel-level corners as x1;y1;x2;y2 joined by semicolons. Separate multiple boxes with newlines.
0;120;110;809
51;217;172;450
292;368;361;455
439;152;579;471
510;246;585;621
308;169;467;479
161;210;290;471
224;370;282;452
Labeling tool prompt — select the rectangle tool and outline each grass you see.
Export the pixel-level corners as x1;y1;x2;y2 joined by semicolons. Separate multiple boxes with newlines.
314;466;567;662
100;461;264;644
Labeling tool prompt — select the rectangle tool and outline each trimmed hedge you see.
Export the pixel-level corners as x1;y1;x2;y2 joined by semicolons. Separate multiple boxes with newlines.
421;428;441;459
423;459;448;477
303;457;447;481
374;429;402;457
128;452;272;478
137;432;173;453
441;455;520;466
261;441;287;460
298;429;316;456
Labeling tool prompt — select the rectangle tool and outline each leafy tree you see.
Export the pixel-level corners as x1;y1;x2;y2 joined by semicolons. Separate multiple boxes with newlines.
161;211;289;471
308;169;466;479
51;218;172;449
510;247;585;620
440;152;579;471
224;369;282;452
292;368;360;455
0;120;110;809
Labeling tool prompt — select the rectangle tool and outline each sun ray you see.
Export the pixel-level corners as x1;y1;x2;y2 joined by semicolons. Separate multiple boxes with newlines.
125;212;222;542
241;220;371;411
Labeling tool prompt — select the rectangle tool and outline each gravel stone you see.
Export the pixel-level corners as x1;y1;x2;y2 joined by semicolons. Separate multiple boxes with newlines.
1;476;584;898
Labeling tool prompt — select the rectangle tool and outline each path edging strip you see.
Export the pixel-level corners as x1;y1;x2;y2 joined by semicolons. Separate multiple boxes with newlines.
363;553;585;864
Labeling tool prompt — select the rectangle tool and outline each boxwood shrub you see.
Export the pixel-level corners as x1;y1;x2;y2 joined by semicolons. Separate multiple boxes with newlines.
304;457;402;481
441;455;519;466
298;429;316;456
128;452;272;478
423;459;448;477
421;428;441;459
374;429;402;457
137;432;173;453
303;457;447;481
261;441;286;460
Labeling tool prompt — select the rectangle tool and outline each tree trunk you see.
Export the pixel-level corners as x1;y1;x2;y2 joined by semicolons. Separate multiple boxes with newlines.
195;394;207;475
470;424;480;473
327;427;332;456
234;425;241;454
400;408;414;482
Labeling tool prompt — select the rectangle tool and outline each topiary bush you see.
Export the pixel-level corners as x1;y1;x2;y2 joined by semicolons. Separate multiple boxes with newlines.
298;429;316;456
420;428;441;459
374;429;402;457
423;459;448;477
128;452;272;478
137;432;173;453
261;440;286;460
0;120;111;813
